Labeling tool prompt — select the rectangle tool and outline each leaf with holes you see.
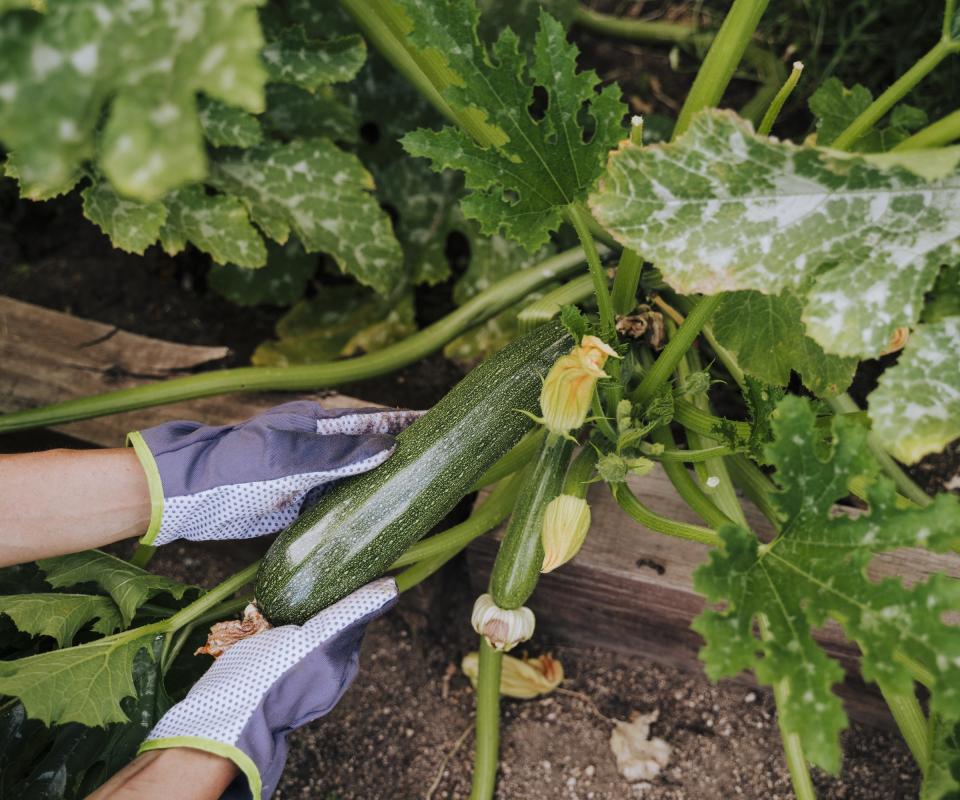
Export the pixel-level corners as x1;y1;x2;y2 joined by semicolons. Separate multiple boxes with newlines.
590;110;960;357
712;291;857;396
399;4;625;252
868;317;960;463
37;550;192;627
0;0;266;200
0;593;123;647
209;138;403;295
693;396;960;773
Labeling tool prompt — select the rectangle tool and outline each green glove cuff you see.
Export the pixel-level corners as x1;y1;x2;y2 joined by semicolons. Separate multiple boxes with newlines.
127;430;164;546
137;736;262;799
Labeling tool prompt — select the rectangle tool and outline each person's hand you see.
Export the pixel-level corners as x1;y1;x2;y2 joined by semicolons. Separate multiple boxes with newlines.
139;577;397;800
128;402;422;546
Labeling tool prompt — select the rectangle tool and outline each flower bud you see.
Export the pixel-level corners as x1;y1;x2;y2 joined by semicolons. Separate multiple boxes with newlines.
540;494;591;573
461;651;564;698
471;593;535;651
539;335;619;435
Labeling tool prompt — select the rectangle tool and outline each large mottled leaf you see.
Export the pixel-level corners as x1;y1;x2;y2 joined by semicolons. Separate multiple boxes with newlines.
209;138;403;295
809;78;926;151
923;714;960;800
712;291;857;396
477;0;578;43
261;27;365;90
37;550;191;627
0;630;160;726
400;5;625;252
198;97;263;148
868;317;960;463
0;594;122;647
693;396;960;773
590;110;960;357
81;179;166;255
209;239;318;307
160;185;266;268
262;84;358;141
0;0;266;200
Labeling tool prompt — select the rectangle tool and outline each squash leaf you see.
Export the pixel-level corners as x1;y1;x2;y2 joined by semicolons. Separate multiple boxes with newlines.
400;4;625;252
712;291;857;397
198;97;263;149
81;179;167;256
261;26;366;91
590;110;960;357
923;714;960;800
37;550;192;627
209;239;318;307
0;0;266;201
868;317;960;463
693;396;960;773
0;593;122;647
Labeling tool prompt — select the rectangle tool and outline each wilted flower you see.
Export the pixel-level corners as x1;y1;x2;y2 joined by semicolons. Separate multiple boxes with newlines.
539;335;620;435
461;651;564;698
540;494;591;573
471;593;535;651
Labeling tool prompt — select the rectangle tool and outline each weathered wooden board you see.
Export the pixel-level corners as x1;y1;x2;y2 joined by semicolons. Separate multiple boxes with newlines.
0;296;376;446
468;464;960;728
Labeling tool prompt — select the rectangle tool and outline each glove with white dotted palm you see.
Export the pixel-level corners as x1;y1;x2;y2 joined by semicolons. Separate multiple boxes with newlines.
140;577;398;800
128;402;422;546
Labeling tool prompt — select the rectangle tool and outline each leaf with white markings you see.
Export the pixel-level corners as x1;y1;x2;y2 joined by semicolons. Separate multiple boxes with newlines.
399;3;625;252
590;110;960;357
0;0;266;200
0;593;122;647
712;291;857;396
81;178;167;255
693;396;960;772
160;185;266;268
209;239;318;307
261;26;366;91
198;97;263;148
868;317;960;463
209;138;403;295
37;550;192;627
923;714;960;800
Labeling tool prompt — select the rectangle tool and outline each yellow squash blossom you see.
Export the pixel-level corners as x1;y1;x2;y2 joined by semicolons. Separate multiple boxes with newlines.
539;335;619;435
462;651;564;698
540;494;591;573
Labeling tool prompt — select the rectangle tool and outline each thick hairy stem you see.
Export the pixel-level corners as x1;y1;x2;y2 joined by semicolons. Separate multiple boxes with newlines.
879;681;930;772
651;426;733;529
611;248;643;316
518;274;595;333
0;249;586;434
611;481;721;546
567;204;616;338
893;108;960;149
470;638;503;800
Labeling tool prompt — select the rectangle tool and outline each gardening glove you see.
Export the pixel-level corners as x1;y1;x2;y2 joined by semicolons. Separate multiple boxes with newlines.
127;401;422;546
139;577;397;800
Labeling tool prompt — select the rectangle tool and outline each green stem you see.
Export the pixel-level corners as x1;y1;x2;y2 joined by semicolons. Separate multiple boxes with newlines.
591;390;618;444
470;638;503;800
563;447;598;498
879;681;930;772
161;561;260;634
647;445;735;462
673;399;752;441
0;249;586;435
893;108;960;149
632;295;723;408
611;248;643;316
394;548;460;593
727;454;782;530
162;596;250;672
129;544;157;569
392;476;522;568
651;426;733;529
895;650;936;689
567;204;615;338
826;395;931;507
517;273;596;333
339;0;501;148
673;0;772;138
473;430;544;491
611;481;721;546
758;60;804;136
831;39;957;151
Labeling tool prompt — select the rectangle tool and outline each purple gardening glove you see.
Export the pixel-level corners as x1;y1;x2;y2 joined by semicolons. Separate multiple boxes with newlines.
128;402;422;547
140;577;397;800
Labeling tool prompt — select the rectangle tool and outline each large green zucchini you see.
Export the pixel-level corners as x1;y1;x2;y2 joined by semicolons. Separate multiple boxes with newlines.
255;321;572;624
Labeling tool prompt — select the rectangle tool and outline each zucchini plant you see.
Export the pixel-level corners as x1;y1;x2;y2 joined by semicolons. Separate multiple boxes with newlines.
2;1;960;798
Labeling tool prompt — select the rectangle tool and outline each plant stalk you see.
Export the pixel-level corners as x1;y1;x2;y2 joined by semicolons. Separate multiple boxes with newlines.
563;447;598;498
517;274;595;333
878;681;930;772
611;245;644;316
831;39;957;150
757;61;804;136
161;561;260;634
893;108;960;149
611;481;721;546
0;249;586;434
470;638;503;800
567;203;616;337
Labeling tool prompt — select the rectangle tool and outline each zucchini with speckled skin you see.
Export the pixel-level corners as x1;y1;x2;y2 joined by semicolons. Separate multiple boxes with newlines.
255;321;572;624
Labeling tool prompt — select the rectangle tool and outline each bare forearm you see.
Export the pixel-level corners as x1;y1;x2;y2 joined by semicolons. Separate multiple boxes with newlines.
86;749;237;800
0;448;150;566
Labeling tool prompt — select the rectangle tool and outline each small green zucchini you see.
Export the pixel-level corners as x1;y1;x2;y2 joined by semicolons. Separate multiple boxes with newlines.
489;432;573;609
255;321;572;624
